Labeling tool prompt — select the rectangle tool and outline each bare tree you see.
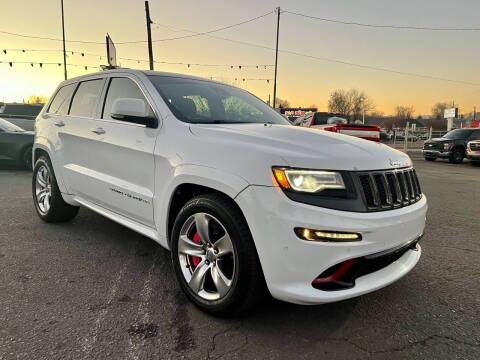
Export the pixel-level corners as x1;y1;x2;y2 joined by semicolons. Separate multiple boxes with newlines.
431;102;449;120
395;105;415;120
274;97;290;108
328;88;375;121
328;89;350;115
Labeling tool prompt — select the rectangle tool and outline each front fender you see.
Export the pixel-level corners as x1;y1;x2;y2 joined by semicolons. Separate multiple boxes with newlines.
154;164;250;249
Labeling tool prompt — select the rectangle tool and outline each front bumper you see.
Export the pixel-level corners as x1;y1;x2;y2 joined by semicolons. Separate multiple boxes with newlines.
422;149;451;158
235;185;427;305
466;152;480;160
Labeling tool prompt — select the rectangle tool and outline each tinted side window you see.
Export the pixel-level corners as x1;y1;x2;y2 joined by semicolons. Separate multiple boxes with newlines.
470;130;480;140
102;77;153;120
313;114;329;125
47;84;76;115
69;79;104;118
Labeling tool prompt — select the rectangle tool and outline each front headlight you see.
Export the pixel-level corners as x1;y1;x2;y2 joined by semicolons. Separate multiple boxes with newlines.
443;143;451;150
272;168;345;193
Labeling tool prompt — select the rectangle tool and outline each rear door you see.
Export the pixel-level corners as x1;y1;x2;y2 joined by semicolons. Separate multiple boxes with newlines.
66;75;158;227
59;77;107;201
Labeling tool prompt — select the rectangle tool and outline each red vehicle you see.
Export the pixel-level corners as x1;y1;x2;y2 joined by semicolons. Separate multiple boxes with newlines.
293;112;381;142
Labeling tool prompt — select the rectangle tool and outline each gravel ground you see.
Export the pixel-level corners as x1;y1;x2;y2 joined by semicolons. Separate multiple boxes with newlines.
0;159;479;360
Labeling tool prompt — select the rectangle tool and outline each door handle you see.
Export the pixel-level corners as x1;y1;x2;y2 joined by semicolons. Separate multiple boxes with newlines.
54;121;65;127
90;127;106;135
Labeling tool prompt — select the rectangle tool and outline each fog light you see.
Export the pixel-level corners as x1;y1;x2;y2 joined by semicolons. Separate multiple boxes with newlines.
295;227;362;242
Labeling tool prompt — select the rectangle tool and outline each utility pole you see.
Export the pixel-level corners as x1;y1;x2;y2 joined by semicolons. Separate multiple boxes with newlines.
60;0;67;80
474;106;476;123
145;1;154;70
272;7;280;109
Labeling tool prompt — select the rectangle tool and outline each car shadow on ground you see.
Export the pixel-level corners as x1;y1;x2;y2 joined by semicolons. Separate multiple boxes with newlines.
65;206;358;342
0;162;31;171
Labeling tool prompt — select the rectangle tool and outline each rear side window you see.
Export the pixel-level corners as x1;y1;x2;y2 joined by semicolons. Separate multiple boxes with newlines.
47;84;76;115
102;77;153;120
69;79;104;118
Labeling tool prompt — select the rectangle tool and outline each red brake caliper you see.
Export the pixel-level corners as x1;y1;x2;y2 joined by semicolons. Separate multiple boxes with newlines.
191;232;201;269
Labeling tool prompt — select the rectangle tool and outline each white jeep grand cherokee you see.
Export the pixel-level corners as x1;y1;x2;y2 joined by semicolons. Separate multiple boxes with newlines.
32;69;427;315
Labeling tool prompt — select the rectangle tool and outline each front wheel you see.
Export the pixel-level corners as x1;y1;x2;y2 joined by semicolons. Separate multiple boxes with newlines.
32;156;79;222
424;157;436;162
449;149;464;164
171;194;265;316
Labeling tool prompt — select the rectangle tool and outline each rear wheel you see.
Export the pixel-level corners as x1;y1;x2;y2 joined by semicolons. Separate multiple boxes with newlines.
171;193;264;315
449;149;464;164
32;156;79;222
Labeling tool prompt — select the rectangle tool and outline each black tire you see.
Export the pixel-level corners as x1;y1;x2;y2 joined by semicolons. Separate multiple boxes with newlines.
22;145;33;170
449;149;464;164
171;193;265;316
32;155;79;222
424;157;436;161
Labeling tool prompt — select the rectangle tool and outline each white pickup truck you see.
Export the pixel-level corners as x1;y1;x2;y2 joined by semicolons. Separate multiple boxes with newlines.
32;69;427;315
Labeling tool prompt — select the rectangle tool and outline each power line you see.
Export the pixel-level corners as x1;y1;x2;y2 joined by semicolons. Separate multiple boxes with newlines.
153;22;480;86
0;30;104;44
146;10;273;43
282;10;480;31
0;11;274;46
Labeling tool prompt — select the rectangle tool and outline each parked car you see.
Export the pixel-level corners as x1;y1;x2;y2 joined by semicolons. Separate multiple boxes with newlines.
32;69;427;315
423;128;480;163
380;130;392;141
466;140;480;164
394;132;417;142
294;112;381;141
0;103;43;131
0;118;34;168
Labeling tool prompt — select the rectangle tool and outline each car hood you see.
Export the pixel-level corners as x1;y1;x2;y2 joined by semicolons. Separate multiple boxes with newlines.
426;137;450;143
188;124;411;178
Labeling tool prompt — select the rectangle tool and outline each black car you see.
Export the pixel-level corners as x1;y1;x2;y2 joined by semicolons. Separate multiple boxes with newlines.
422;128;480;163
0;118;34;169
0;103;43;131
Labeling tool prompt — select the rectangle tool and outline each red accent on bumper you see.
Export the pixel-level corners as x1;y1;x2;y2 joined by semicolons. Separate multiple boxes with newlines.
312;259;356;284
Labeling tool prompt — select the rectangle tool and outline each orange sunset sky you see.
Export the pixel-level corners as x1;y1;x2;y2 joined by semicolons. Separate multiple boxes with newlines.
1;0;480;115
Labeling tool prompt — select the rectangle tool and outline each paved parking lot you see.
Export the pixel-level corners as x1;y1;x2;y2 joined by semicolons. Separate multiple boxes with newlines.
0;160;479;360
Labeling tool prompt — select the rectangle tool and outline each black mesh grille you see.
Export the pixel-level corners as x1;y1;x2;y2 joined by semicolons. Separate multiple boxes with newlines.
357;168;422;211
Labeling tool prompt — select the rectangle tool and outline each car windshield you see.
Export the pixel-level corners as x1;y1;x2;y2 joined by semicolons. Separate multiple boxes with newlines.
0;118;25;132
327;117;348;125
443;129;472;140
148;75;290;125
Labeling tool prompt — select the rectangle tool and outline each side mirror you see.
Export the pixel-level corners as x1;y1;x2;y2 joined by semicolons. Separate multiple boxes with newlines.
110;98;158;128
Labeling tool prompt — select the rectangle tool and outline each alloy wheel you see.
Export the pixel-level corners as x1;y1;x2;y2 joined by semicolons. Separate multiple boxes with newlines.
35;165;51;214
177;213;236;301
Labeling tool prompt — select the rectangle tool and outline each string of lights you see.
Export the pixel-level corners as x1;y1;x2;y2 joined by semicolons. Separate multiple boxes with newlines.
0;60;98;70
1;49;274;69
0;60;273;84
